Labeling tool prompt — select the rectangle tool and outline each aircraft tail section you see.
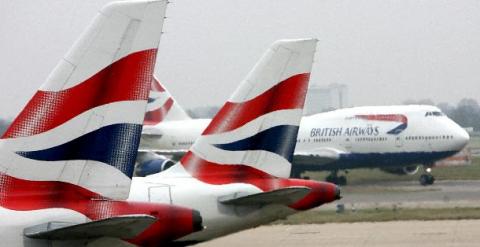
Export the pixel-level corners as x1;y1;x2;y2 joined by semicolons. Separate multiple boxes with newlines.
0;0;167;200
144;77;191;125
180;39;317;181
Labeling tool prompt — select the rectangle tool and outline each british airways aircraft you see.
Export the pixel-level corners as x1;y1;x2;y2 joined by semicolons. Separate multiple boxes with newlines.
294;105;469;185
140;82;469;186
0;1;203;246
130;38;340;244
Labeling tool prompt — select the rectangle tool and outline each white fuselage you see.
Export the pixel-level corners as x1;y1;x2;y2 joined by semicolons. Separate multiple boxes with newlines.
141;105;470;171
298;106;468;154
0;209;88;247
128;165;296;243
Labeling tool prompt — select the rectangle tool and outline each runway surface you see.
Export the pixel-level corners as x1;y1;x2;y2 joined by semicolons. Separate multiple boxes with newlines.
321;180;480;210
197;180;480;246
197;220;480;247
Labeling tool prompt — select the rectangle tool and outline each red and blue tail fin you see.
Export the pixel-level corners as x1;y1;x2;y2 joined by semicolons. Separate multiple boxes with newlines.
144;77;191;125
0;0;167;200
180;39;317;181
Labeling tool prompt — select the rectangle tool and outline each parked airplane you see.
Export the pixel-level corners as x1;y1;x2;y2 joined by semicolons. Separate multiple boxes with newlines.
140;87;469;187
0;1;202;246
130;38;340;244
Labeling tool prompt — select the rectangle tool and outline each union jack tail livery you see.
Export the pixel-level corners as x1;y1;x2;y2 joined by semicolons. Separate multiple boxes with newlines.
180;39;317;181
144;76;191;125
0;0;166;201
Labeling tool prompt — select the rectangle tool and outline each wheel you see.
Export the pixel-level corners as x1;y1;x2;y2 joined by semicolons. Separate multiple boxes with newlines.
337;176;347;186
419;174;429;186
427;174;435;185
290;169;302;178
326;174;338;184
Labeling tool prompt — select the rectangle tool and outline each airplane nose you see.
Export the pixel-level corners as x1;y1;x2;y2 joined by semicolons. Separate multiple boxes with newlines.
454;127;470;150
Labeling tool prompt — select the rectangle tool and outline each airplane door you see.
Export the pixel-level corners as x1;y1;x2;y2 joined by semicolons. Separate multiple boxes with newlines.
395;136;403;148
148;185;172;204
344;137;352;149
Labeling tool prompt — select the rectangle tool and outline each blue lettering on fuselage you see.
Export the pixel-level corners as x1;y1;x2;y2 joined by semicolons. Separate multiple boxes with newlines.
310;126;379;137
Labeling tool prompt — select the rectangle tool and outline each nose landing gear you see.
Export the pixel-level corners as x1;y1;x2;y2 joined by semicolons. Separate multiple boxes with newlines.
419;166;435;186
326;170;347;186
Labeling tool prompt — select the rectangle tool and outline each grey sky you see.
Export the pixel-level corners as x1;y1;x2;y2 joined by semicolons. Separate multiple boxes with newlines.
0;0;479;119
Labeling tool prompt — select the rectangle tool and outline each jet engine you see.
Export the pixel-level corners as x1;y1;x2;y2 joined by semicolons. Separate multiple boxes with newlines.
381;165;420;175
135;152;175;177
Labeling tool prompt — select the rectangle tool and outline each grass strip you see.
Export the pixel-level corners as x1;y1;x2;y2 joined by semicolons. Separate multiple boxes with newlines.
276;207;480;225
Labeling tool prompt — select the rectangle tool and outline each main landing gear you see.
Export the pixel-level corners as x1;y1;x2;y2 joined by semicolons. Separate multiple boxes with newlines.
419;166;435;186
326;170;347;186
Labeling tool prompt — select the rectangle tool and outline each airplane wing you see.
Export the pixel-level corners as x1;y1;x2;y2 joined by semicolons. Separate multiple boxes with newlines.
24;215;156;240
293;147;347;165
218;187;311;206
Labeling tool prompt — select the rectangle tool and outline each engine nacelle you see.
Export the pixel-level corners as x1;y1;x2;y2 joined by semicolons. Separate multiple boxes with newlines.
381;165;420;175
135;152;175;177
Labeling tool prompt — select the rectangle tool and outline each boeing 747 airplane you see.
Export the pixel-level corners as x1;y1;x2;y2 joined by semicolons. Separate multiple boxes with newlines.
140;85;469;186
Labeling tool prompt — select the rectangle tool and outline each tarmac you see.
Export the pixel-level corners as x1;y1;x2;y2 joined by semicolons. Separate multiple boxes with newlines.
197;180;480;246
198;220;480;247
322;180;480;210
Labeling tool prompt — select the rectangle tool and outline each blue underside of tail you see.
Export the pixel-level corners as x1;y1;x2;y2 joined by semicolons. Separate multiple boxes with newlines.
214;125;299;162
16;123;143;178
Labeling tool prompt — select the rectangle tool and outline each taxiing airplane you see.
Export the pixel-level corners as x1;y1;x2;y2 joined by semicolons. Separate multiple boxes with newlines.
130;38;340;244
0;1;202;246
140;84;469;186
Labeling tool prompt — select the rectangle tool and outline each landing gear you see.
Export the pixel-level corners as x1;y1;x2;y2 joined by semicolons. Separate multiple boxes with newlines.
290;169;303;178
419;166;435;186
326;170;347;186
419;174;435;186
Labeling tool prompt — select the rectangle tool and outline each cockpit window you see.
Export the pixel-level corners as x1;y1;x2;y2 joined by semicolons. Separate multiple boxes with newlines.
425;111;444;117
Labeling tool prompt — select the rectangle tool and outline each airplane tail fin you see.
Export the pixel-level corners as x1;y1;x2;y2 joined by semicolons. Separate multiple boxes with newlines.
144;77;191;125
0;0;167;200
179;39;317;181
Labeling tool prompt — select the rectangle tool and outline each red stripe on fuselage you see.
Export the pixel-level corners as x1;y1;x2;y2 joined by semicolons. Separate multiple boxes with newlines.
355;114;408;124
0;172;198;244
144;98;174;125
180;151;338;210
202;73;310;135
2;49;157;139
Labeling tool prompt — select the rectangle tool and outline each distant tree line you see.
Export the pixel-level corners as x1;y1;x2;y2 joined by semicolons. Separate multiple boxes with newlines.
404;98;480;131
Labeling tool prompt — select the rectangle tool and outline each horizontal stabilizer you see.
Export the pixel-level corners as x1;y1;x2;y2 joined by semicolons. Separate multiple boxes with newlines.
24;215;156;240
219;187;311;206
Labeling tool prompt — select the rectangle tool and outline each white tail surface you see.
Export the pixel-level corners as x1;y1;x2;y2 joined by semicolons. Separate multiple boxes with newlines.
0;0;167;200
179;38;317;181
144;77;191;125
